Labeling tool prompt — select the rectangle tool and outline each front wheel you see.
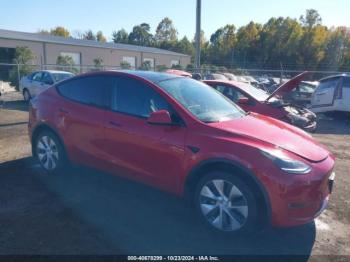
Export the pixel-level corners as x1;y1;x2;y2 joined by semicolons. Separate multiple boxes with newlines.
34;130;67;174
23;89;31;102
194;171;259;234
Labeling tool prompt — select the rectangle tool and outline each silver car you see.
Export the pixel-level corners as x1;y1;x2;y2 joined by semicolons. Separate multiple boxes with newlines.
310;74;350;113
20;70;74;101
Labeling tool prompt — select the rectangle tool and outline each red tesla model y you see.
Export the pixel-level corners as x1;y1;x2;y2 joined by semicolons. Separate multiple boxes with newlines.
28;71;335;234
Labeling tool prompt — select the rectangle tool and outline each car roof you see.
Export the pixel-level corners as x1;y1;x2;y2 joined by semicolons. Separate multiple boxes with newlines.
319;74;350;82
211;73;226;76
165;69;192;77
34;70;74;74
78;70;181;84
124;70;181;83
204;79;251;92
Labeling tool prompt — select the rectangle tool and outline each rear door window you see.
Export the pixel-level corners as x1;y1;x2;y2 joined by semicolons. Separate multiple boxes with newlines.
57;76;112;108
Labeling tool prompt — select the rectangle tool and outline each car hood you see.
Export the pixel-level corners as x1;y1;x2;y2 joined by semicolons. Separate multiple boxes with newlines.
266;72;310;102
208;113;329;162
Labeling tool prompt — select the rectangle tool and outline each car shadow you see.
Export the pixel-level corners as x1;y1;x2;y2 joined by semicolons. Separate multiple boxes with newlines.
0;121;28;127
0;157;316;256
315;112;350;135
0;99;29;112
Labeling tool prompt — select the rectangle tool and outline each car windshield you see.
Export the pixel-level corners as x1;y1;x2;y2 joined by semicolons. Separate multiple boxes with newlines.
299;83;316;93
237;82;271;101
51;73;74;83
158;77;245;123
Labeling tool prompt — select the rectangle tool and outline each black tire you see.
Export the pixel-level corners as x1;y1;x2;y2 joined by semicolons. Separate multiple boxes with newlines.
23;89;31;102
194;171;259;235
34;130;68;174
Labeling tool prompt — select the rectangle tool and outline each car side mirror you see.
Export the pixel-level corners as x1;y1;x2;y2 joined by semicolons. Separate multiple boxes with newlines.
238;97;250;105
147;110;172;125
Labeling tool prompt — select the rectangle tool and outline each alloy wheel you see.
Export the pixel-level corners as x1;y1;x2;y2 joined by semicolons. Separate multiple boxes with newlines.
23;90;31;101
199;179;249;231
36;135;59;171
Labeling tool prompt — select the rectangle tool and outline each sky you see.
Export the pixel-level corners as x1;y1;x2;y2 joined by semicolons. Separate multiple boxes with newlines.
1;0;350;41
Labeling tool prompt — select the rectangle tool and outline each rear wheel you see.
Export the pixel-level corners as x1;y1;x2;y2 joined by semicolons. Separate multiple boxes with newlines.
34;130;67;174
194;171;259;234
23;89;31;102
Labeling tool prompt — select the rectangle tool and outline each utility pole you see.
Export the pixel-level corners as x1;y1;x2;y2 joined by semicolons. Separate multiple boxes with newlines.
195;0;201;73
280;62;284;84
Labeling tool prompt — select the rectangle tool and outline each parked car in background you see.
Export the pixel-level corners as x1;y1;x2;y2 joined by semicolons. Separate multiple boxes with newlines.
204;72;317;132
257;77;270;85
310;74;350;113
20;70;74;101
236;76;250;84
203;73;228;81
192;73;202;80
29;70;334;235
284;81;318;106
243;76;259;87
223;73;238;81
165;69;192;78
261;78;290;93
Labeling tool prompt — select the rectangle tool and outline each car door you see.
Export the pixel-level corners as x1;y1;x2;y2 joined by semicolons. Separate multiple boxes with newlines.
342;77;350;111
55;75;110;170
21;72;34;92
31;72;44;96
39;72;54;95
311;77;340;107
103;76;187;193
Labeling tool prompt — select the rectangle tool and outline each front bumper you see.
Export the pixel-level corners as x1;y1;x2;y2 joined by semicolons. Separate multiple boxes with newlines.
301;120;317;133
267;156;335;227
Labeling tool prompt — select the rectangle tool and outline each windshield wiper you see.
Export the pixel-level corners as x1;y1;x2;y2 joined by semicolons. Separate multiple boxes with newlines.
202;120;218;123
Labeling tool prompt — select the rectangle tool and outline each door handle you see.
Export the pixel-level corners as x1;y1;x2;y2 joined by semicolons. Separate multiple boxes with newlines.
109;121;122;128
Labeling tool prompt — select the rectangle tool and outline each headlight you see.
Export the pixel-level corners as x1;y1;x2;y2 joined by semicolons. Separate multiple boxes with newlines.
287;113;309;125
261;150;311;174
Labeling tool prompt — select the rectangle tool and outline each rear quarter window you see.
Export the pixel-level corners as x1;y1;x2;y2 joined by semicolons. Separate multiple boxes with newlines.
56;76;112;108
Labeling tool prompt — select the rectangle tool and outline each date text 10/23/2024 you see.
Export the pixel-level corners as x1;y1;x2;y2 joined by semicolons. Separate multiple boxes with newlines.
127;256;219;261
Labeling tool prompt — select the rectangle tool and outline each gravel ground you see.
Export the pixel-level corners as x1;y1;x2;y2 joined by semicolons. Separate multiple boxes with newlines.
0;92;349;256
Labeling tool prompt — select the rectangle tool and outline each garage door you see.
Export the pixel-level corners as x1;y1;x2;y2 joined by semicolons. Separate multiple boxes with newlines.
60;52;81;65
122;57;136;69
143;58;155;69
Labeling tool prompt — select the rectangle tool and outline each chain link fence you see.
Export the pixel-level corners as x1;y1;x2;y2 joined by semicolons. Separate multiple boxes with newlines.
0;62;349;94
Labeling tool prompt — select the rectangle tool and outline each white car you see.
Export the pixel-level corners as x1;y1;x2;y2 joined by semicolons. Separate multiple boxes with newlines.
223;73;238;81
203;73;228;81
20;70;74;101
310;74;350;113
242;75;259;86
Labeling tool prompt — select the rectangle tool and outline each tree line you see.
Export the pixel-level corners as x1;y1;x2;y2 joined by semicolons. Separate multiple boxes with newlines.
39;9;350;72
